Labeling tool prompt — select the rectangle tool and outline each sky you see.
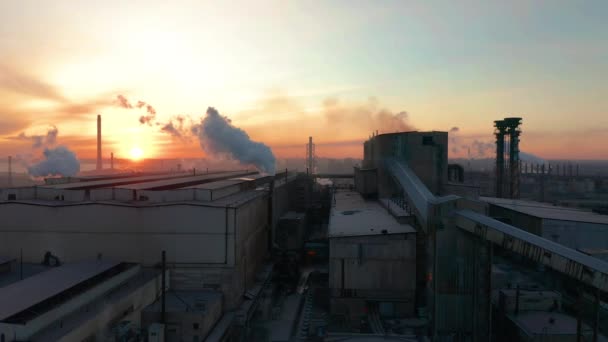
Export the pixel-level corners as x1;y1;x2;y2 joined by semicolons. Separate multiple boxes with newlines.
1;0;607;162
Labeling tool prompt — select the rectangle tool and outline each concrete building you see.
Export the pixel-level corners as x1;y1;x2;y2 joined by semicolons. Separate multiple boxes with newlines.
0;260;164;342
328;190;417;327
363;131;448;196
482;197;608;250
0;169;301;341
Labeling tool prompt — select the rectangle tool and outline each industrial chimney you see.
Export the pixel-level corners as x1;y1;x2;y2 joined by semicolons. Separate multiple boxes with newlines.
306;136;315;175
97;114;102;171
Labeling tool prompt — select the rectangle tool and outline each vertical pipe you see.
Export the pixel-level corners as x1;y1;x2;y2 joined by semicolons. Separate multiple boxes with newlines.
577;289;582;342
20;248;23;280
515;284;520;315
8;156;12;188
593;288;600;342
161;250;166;324
96;114;102;170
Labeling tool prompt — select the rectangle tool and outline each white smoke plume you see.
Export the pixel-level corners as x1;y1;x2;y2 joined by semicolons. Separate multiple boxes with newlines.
27;146;80;177
449;127;495;158
192;107;276;174
15;125;58;148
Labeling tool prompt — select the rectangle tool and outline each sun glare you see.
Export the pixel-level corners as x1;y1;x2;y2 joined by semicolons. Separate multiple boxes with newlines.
130;147;144;161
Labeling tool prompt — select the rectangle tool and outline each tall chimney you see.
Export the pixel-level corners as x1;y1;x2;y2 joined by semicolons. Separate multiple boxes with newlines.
96;115;102;170
8;156;12;187
110;152;114;170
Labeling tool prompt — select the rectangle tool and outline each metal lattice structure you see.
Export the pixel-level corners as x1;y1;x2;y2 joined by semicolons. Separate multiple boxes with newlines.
494;117;522;198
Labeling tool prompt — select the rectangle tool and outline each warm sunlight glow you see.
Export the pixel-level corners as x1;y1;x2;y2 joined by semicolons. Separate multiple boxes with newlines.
130;146;144;160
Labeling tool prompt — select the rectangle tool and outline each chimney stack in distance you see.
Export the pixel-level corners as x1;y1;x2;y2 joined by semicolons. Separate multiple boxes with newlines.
97;115;102;171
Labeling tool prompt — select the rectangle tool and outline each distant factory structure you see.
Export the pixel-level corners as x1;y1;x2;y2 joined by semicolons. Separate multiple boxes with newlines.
0;168;309;341
1;117;607;341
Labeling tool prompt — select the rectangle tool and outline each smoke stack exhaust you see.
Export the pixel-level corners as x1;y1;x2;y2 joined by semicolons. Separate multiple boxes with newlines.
97;114;102;170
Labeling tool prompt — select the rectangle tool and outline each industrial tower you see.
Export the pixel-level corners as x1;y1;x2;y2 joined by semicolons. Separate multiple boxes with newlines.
494;117;522;198
306;136;316;175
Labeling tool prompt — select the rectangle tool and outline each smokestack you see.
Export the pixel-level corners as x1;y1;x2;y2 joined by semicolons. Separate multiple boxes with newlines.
96;115;102;171
110;152;114;170
8;156;12;187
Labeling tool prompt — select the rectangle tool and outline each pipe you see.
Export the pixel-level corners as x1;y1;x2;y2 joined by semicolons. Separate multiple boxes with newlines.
8;156;12;187
515;284;520;315
96;114;102;170
161;250;166;324
594;288;600;342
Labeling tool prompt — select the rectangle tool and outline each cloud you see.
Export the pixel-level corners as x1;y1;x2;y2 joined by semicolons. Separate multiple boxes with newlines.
11;125;59;148
0;64;66;102
236;93;415;157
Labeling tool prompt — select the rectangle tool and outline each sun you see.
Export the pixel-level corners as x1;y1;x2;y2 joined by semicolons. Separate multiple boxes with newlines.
130;147;144;161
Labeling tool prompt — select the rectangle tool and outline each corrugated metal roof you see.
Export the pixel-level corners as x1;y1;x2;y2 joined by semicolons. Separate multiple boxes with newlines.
329;190;416;238
182;179;245;190
0;260;120;321
118;171;255;190
43;172;193;190
481;197;608;225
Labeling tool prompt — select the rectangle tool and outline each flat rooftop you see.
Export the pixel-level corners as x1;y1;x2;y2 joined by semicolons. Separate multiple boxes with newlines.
183;178;246;190
508;311;607;339
481;197;608;225
0;260;122;322
43;172;194;190
329;190;415;238
118;170;255;190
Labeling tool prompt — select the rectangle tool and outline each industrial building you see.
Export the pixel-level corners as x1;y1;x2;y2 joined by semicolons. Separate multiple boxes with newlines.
0;259;165;342
0;169;303;341
482;196;608;251
328;190;417;327
1;123;608;341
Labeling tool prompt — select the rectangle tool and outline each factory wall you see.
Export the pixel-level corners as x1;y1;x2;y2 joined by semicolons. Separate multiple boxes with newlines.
0;203;235;266
487;205;544;236
329;234;416;292
542;219;608;250
363;132;448;196
329;233;417;321
0;192;270;312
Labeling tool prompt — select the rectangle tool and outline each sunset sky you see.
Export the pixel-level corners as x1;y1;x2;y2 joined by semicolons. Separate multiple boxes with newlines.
1;0;607;161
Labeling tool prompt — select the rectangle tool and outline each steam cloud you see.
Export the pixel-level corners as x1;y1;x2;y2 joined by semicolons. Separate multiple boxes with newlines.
115;95;157;125
16;125;58;148
161;115;190;139
27;146;80;177
192;107;276;174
